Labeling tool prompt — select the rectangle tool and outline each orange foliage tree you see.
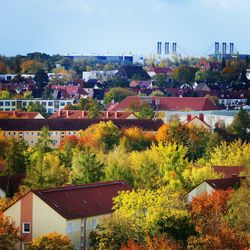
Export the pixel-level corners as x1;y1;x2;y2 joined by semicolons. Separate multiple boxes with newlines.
21;60;43;74
0;212;20;250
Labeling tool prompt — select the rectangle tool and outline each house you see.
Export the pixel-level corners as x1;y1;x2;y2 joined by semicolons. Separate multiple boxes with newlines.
129;80;153;89
0;174;25;197
0;99;75;113
211;166;245;178
108;96;220;112
196;58;221;72
183;114;211;130
0;111;45;119
49;85;89;99
187;176;245;202
115;65;150;80
4;181;131;250
49;110;137;120
0;119;163;147
147;66;173;77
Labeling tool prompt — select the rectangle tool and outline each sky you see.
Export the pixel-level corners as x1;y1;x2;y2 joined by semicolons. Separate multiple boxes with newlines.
0;0;249;57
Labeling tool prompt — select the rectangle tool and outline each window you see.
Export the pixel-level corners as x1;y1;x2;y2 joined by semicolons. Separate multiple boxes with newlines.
67;222;73;233
12;101;15;106
0;102;3;106
92;218;97;228
23;101;27;106
5;101;10;106
41;102;46;106
60;102;65;106
48;102;53;106
22;223;31;233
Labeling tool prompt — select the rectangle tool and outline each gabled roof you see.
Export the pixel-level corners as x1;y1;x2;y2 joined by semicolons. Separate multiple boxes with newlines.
205;177;245;190
0;119;163;131
0;111;42;119
116;66;150;80
212;166;245;178
49;110;135;120
148;66;173;74
109;96;219;111
32;181;131;219
0;174;25;194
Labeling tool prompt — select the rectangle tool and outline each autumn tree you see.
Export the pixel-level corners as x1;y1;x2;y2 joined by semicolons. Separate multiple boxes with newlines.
0;212;20;250
104;87;135;105
70;147;104;184
26;232;74;250
0;90;11;99
171;65;197;83
130;102;154;119
21;60;44;74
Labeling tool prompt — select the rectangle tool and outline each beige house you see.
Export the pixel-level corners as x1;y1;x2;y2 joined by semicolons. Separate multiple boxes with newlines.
4;181;131;250
187;176;244;202
0;119;163;148
183;114;211;130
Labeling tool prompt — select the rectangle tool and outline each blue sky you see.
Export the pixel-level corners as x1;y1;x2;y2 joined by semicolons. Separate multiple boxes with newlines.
0;0;249;57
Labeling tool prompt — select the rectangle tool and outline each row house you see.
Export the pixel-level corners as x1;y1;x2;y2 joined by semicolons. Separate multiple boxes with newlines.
0;99;75;113
0;119;164;147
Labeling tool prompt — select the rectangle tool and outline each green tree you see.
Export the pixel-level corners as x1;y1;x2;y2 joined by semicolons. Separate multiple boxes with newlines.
70;148;104;184
171;66;197;83
0;90;11;99
34;69;49;90
104;87;135;105
26;102;47;117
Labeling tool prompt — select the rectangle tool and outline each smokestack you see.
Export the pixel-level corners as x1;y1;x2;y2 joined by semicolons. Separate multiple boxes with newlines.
215;42;219;55
159;42;162;54
172;42;177;54
229;42;234;54
157;42;162;54
222;42;227;55
165;42;169;54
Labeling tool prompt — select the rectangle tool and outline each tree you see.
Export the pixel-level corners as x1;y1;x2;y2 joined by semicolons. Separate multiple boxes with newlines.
23;91;33;99
79;121;120;151
104;87;135;105
34;69;49;90
26;232;74;250
0;90;11;99
70;148;104;184
171;66;197;83
151;74;170;88
26;102;47;117
130;102;154;119
21;60;44;74
0;212;20;250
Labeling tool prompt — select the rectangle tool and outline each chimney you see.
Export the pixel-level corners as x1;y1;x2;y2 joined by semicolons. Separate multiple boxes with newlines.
115;111;118;119
66;110;69;118
187;114;192;122
58;110;61;118
232;174;238;178
199;113;204;122
81;110;86;118
106;111;110;118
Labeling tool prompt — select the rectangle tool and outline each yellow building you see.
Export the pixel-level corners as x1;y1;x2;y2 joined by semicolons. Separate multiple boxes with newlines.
4;181;131;250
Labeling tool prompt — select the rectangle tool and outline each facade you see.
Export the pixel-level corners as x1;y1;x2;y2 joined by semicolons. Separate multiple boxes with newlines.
4;181;131;250
0;119;164;147
0;99;75;113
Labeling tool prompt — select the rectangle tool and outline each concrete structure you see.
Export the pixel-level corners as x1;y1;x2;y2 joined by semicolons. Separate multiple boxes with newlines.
4;181;131;250
0;99;75;113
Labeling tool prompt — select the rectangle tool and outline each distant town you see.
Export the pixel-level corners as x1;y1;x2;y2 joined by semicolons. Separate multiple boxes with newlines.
0;48;250;250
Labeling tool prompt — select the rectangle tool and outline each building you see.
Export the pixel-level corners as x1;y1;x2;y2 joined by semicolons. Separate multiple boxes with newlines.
0;119;164;147
109;96;220;112
4;181;131;250
115;65;150;80
82;70;118;81
0;111;44;119
147;66;173;77
187;176;245;202
0;99;75;113
0;174;25;197
129;80;153;89
183;114;211;130
49;110;137;120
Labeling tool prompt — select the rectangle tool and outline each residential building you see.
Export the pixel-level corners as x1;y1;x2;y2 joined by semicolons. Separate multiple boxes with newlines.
187;176;245;202
4;181;131;250
147;66;173;77
0;99;75;113
109;96;220;112
129;80;153;89
49;110;137;120
0;111;44;119
0;119;164;147
115;65;150;80
183;114;211;130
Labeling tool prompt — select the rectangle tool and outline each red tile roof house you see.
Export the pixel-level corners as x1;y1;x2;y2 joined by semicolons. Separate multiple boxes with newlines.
183;114;211;130
0;111;44;119
49;110;137;120
4;181;131;250
187;176;245;202
108;96;220;112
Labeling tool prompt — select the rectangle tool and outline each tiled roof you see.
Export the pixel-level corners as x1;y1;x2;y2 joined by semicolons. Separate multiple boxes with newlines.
0;174;25;193
148;67;173;74
32;181;131;219
212;166;245;178
109;96;219;111
49;110;135;120
205;177;245;190
0;119;163;131
0;111;41;119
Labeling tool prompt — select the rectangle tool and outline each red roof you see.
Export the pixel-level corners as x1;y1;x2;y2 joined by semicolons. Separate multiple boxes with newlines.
0;111;41;119
32;181;131;219
109;96;219;111
212;166;245;178
49;110;135;119
205;177;245;190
